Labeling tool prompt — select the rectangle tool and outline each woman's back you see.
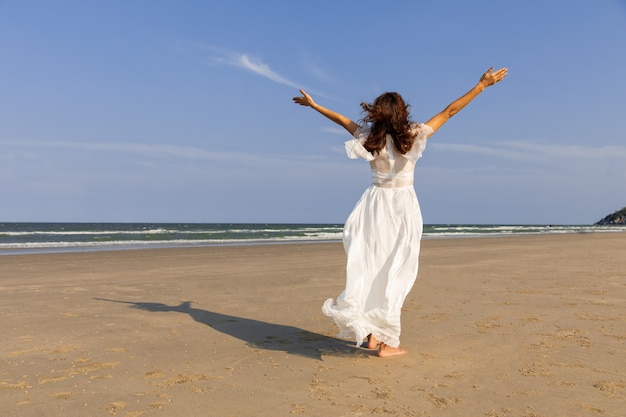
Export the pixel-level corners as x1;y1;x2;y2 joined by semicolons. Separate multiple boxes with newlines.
350;123;432;188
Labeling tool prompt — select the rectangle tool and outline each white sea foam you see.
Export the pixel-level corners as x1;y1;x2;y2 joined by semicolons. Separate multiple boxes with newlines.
1;228;170;236
1;223;623;255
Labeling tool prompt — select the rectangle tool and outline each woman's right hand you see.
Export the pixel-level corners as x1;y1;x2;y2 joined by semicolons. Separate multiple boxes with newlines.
479;67;508;88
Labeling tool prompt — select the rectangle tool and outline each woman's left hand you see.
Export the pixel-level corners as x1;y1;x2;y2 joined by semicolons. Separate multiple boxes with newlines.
292;89;316;107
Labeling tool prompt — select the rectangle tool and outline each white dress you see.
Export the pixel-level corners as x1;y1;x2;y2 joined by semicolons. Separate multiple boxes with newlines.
322;122;433;348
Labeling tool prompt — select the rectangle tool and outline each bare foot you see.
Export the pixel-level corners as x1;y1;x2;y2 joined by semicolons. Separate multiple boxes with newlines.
366;334;380;349
377;343;407;358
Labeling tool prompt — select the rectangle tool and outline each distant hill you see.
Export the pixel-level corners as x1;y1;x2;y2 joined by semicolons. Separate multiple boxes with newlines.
595;207;626;225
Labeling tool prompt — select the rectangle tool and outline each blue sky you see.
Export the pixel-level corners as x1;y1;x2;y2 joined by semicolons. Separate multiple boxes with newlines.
1;1;625;224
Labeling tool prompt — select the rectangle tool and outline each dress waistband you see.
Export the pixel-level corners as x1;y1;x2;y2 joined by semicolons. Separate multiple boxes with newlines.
372;179;413;188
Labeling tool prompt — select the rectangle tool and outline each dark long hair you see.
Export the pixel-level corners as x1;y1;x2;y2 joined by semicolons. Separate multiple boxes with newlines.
360;92;414;155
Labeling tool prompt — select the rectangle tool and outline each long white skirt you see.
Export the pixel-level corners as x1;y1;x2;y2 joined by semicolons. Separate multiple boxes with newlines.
322;184;423;348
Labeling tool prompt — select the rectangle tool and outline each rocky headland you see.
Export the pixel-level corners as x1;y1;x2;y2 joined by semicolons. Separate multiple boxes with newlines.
595;206;626;225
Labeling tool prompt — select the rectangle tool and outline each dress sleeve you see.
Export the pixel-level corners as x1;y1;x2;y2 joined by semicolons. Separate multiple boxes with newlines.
344;126;375;161
404;123;433;163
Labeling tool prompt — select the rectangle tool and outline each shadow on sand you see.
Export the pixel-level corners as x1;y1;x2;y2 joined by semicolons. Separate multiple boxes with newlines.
94;298;371;360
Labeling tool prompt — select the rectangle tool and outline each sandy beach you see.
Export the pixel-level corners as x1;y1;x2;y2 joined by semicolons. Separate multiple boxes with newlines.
1;233;625;417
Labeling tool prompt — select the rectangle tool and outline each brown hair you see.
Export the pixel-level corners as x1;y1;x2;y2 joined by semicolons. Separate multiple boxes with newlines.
360;92;414;155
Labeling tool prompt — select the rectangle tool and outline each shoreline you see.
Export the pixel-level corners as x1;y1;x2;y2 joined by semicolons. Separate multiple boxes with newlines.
2;233;625;416
2;228;625;256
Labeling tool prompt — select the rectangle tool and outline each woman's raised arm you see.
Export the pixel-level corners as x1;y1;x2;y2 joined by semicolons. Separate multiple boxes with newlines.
425;67;508;137
293;90;359;135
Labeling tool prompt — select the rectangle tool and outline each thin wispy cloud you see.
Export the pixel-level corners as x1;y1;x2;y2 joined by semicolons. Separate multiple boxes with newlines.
430;142;532;162
502;141;626;159
298;51;336;85
197;44;337;99
201;43;301;89
212;52;300;89
322;126;349;136
430;140;626;162
2;140;259;164
11;139;623;171
1;140;345;168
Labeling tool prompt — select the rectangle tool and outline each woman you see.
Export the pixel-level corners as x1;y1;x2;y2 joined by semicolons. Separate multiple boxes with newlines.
293;67;508;357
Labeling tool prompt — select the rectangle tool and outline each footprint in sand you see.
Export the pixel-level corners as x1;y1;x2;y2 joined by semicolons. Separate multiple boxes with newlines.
105;401;127;415
593;381;626;399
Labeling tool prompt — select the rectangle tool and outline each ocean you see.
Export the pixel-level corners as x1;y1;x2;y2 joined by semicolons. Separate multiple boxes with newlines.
0;223;624;255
